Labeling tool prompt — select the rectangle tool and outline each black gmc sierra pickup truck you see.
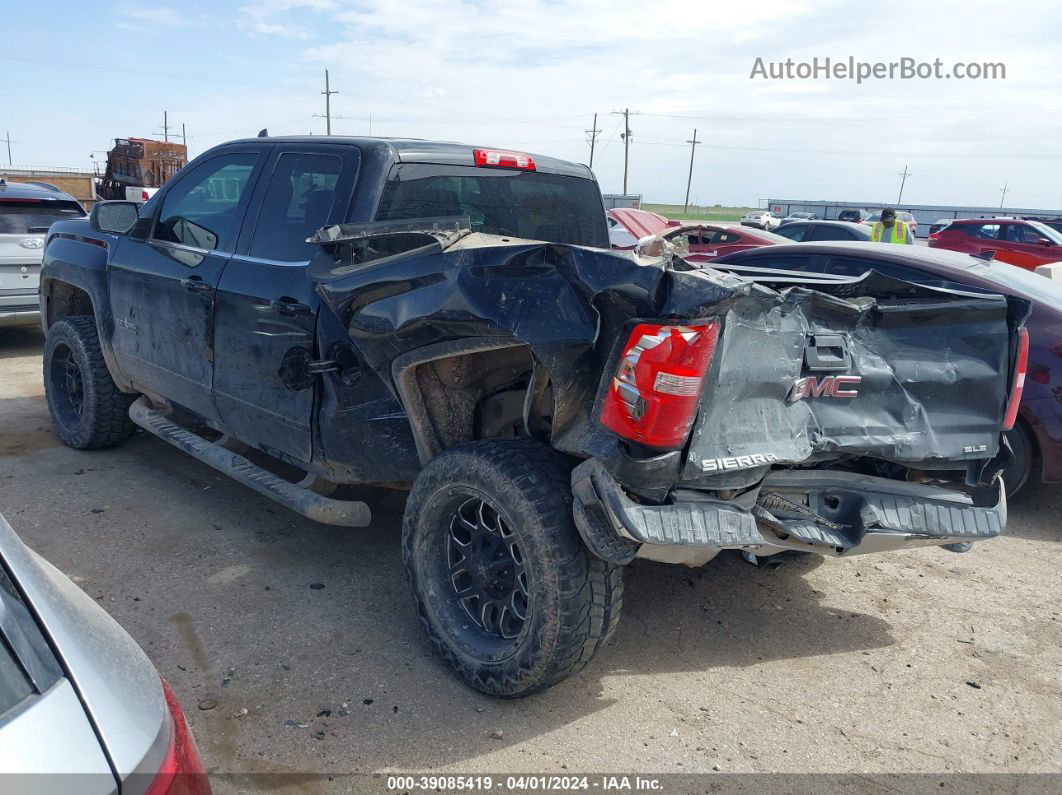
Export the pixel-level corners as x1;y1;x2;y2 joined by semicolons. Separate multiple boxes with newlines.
39;136;1028;696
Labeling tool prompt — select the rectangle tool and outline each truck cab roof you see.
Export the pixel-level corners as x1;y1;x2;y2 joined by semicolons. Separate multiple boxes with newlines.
223;135;594;179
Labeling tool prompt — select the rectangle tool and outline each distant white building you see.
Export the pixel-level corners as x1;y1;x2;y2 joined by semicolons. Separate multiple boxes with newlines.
766;199;1061;237
601;193;642;209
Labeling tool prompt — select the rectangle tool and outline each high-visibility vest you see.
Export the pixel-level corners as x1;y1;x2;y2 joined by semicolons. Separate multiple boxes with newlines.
870;220;908;243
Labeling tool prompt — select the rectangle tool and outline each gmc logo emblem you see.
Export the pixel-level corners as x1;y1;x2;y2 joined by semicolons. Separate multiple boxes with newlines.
788;375;861;402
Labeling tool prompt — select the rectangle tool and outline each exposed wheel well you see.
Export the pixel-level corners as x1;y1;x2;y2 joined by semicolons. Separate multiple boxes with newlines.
43;280;94;329
393;340;553;464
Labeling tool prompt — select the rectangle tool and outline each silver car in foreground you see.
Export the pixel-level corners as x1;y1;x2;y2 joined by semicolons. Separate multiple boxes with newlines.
0;179;86;327
0;514;210;794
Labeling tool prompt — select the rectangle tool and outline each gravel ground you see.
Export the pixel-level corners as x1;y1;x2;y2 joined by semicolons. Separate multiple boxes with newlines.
1;325;1059;792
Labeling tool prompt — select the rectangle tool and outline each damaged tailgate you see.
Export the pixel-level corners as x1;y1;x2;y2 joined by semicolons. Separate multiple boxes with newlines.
684;272;1026;484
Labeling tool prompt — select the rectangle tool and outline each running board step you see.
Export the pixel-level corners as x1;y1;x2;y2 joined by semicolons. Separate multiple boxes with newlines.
128;398;371;527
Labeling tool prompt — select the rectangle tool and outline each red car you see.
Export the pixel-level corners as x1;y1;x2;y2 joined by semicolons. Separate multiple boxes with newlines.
607;210;787;260
606;208;675;249
929;218;1062;271
657;223;791;262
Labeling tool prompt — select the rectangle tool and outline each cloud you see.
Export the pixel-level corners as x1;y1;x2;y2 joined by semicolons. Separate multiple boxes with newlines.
75;0;1062;207
116;4;200;29
237;0;337;37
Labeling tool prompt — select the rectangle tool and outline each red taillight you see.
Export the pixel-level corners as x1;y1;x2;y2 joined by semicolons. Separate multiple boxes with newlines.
1002;328;1030;431
142;190;150;202
473;148;536;171
601;323;719;449
146;678;211;795
929;232;941;240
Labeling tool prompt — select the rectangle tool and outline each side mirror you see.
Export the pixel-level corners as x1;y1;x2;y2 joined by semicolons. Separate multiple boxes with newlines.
1038;238;1052;247
90;201;139;235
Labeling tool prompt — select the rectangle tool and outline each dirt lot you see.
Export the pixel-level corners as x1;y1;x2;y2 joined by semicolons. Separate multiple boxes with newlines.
1;326;1060;791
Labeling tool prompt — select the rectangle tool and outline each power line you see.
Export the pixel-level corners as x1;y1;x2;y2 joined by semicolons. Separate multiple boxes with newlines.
0;55;309;92
627;138;1062;161
627;109;1055;129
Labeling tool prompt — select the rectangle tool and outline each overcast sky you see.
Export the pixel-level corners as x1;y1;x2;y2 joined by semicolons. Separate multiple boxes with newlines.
4;0;1061;208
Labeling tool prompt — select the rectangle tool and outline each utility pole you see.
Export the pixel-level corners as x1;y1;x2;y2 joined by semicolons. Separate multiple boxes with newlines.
999;183;1010;208
585;113;601;169
368;114;373;136
3;131;15;166
156;111;171;142
181;123;187;148
611;109;632;193
897;165;910;205
683;128;702;214
321;69;339;135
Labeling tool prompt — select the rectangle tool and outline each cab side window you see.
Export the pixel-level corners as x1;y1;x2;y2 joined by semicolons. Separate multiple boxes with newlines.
153;153;258;252
1005;224;1044;244
773;224;807;242
248;153;343;261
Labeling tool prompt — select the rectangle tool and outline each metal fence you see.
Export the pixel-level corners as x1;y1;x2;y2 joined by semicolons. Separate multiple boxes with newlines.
0;166;94;176
766;199;1062;237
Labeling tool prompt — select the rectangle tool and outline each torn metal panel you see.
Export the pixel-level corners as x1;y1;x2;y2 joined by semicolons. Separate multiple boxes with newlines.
684;275;1017;487
310;225;1025;499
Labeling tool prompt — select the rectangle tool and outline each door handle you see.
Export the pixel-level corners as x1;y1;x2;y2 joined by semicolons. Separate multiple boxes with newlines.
271;298;311;317
804;334;851;372
179;276;211;292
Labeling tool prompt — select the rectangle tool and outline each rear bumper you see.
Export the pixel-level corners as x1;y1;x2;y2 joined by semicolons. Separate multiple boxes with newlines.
572;460;1006;565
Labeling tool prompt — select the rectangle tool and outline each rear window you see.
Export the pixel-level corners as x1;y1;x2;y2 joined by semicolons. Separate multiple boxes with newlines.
374;164;608;248
0;564;63;720
838;210;863;221
0;200;85;234
810;225;858;242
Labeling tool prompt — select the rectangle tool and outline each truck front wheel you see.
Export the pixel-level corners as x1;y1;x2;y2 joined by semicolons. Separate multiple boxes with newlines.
403;439;623;697
43;316;136;449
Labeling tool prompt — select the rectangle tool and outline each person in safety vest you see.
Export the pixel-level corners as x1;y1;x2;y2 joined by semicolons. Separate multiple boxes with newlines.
869;208;914;244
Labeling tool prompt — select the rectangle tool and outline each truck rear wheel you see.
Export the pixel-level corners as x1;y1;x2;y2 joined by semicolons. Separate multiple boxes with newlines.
1001;422;1035;497
44;316;136;449
403;439;623;697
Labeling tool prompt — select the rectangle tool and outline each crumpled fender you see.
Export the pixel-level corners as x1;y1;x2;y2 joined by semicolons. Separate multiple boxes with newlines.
311;226;1029;494
312;230;748;462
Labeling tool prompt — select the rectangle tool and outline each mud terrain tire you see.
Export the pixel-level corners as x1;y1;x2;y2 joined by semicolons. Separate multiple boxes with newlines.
403;439;623;697
44;315;136;449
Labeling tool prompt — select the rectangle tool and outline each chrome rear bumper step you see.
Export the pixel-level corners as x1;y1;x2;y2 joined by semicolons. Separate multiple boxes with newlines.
128;398;371;527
